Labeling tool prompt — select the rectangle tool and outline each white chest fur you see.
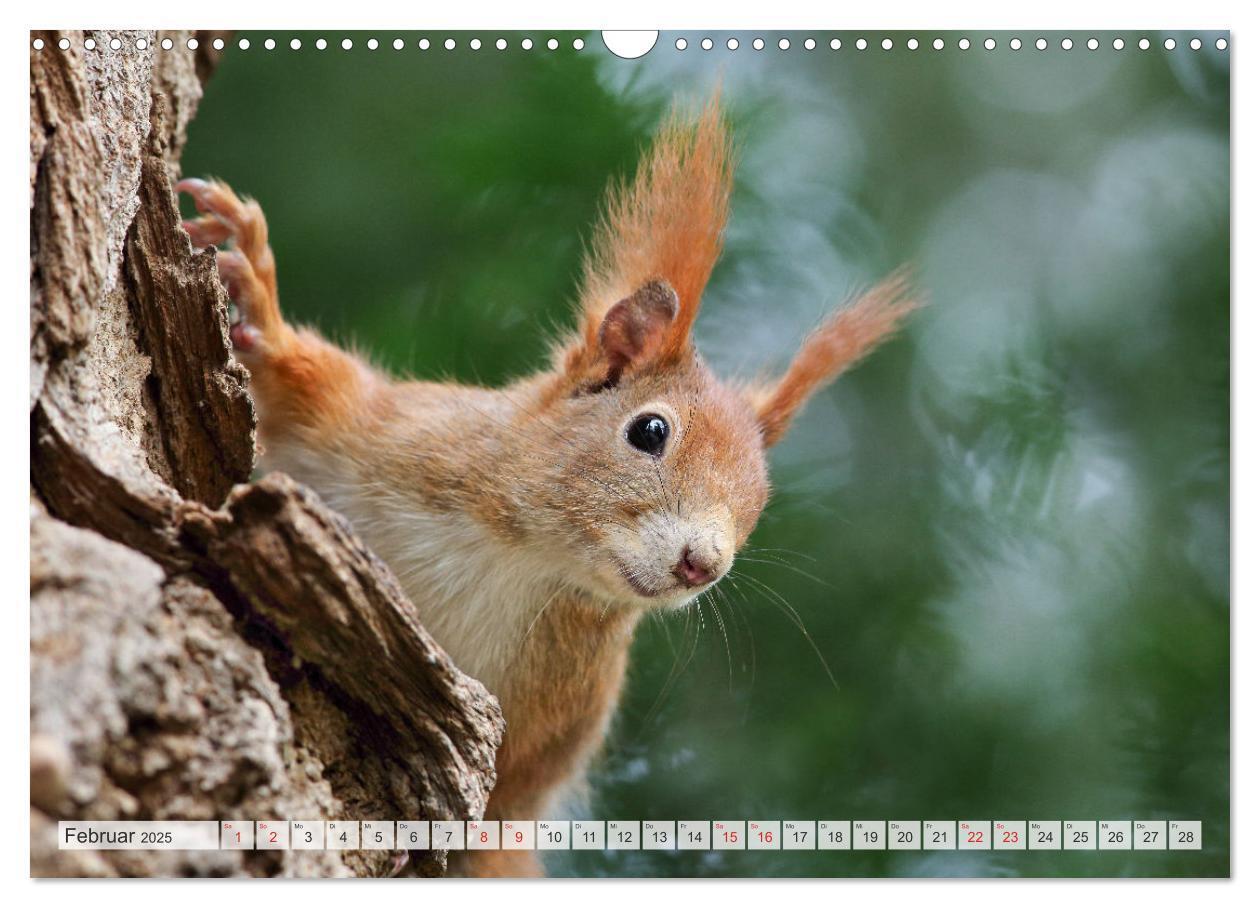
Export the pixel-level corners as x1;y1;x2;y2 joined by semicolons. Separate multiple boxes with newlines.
262;438;558;695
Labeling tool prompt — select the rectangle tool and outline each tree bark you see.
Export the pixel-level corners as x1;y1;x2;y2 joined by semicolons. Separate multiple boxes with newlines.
29;29;504;878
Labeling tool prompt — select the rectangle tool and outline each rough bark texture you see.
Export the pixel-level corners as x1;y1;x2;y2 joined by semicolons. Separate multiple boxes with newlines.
29;29;503;878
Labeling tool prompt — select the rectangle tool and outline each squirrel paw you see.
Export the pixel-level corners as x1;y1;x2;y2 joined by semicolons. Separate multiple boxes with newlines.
177;177;282;355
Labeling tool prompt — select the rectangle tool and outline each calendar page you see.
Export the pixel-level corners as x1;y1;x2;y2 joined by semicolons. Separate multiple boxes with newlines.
27;22;1229;882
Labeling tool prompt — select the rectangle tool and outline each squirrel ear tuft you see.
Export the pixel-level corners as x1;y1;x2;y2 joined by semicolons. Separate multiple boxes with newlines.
752;273;919;447
597;280;679;385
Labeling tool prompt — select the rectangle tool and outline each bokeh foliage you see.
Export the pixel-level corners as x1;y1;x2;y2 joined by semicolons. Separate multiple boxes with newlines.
184;30;1229;877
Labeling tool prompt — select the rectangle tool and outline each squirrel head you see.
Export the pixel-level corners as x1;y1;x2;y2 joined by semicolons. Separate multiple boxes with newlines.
514;96;917;609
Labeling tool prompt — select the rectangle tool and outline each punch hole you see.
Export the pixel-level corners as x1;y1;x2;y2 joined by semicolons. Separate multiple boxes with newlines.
805;37;816;50
701;37;713;51
1036;38;1047;50
187;37;198;50
32;37;44;50
881;38;892;50
367;38;379;50
496;38;507;50
856;38;868;50
727;38;739;50
471;38;482;50
1190;38;1202;50
752;38;765;50
290;39;302;50
830;38;842;50
341;38;352;50
84;37;96;50
213;37;224;50
573;37;585;50
521;38;533;50
1087;38;1099;50
419;38;431;50
675;38;687;51
1009;38;1021;50
265;38;276;50
1139;38;1150;49
958;38;970;50
1216;38;1228;50
393;38;404;50
1061;38;1073;50
547;38;559;50
315;38;327;50
1164;38;1176;50
1113;38;1124;50
136;37;148;50
601;31;657;59
238;38;250;50
444;38;455;50
59;37;70;50
778;38;791;50
932;38;944;50
907;38;919;50
161;37;172;50
109;38;121;50
984;38;996;50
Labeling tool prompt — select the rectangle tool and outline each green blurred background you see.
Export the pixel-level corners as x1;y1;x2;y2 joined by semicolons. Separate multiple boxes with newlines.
183;31;1230;877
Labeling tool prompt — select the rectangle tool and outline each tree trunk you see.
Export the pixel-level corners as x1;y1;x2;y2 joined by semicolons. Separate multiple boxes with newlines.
29;29;504;878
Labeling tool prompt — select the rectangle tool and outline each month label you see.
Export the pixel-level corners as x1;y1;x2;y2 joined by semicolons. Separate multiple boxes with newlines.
1029;821;1062;850
713;820;746;850
678;821;711;850
501;821;535;850
995;820;1026;850
256;821;289;850
467;820;500;850
1065;821;1097;850
396;821;429;850
924;821;956;850
58;821;219;851
643;821;676;850
818;820;852;850
607;821;640;850
959;820;991;850
853;820;886;851
783;820;816;850
572;821;606;850
889;820;921;850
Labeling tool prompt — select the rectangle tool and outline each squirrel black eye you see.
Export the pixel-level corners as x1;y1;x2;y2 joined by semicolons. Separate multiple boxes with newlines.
626;414;670;456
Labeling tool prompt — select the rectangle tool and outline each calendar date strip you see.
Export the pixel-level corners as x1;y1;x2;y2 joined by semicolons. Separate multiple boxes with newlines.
58;819;1203;852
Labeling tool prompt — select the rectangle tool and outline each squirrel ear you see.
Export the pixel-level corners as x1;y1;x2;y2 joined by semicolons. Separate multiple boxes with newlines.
751;274;919;447
597;280;679;385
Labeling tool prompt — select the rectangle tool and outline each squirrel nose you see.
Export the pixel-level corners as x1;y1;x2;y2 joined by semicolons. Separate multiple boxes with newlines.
673;547;718;588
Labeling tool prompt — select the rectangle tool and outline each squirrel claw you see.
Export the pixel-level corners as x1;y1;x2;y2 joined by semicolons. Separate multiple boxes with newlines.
182;216;232;249
175;176;281;356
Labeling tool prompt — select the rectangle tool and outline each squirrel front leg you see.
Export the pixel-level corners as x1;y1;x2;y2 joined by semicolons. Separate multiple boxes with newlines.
178;178;380;442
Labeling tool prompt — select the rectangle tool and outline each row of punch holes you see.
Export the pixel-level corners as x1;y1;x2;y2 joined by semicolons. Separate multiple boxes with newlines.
32;34;1230;53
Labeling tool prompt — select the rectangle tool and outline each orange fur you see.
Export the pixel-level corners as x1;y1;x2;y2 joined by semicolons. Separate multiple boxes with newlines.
751;272;920;447
181;101;915;878
562;94;733;384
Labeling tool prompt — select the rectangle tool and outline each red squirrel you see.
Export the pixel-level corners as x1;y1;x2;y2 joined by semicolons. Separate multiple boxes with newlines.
178;99;915;877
